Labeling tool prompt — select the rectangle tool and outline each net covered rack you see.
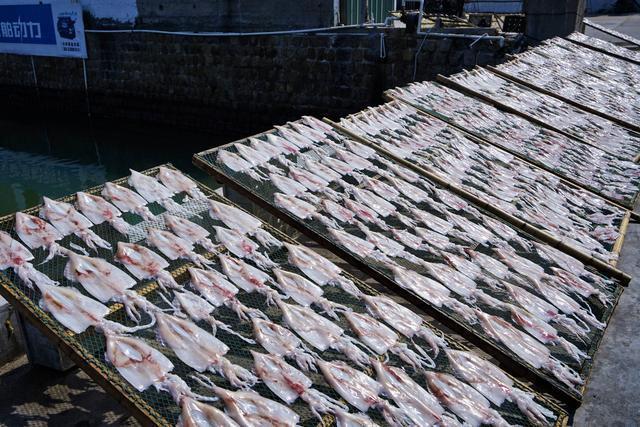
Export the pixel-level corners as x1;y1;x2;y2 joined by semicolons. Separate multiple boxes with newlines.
384;80;640;209
193;120;627;406
0;165;571;426
336;100;631;267
566;32;640;66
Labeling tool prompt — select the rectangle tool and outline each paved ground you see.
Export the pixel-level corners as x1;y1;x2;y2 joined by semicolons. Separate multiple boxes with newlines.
586;14;640;44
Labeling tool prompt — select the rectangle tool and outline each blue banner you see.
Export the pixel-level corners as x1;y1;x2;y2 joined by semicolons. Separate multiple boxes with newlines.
0;4;56;45
0;2;86;58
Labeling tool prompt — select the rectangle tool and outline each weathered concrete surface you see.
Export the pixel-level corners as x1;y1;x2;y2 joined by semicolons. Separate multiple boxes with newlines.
574;222;640;426
0;355;139;426
524;0;586;40
585;13;640;42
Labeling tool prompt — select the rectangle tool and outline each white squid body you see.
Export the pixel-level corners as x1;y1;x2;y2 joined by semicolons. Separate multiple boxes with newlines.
446;349;554;425
344;311;435;371
318;359;382;412
252;351;347;419
476;310;583;390
252;318;317;372
195;376;300;427
272;268;340;318
390;265;452;307
14;212;66;261
171;290;254;344
63;252;136;303
283;242;362;297
218;254;276;297
277;300;370;367
362;294;446;355
39;197;112;251
157;166;206;199
164;214;218;253
177;397;240;427
334;410;380;427
188;266;238;307
129;169;176;203
155;313;256;388
104;331;174;392
147;227;212;267
155;312;229;372
274;192;316;219
115;242;178;291
424;262;477;299
208;200;282;248
75;191;130;235
214;226;275;269
101;182;154;221
0;231;57;288
38;283;110;334
372;359;456;427
425;372;510;427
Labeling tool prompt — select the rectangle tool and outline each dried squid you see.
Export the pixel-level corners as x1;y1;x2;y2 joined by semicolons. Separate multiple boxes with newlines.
102;182;155;221
284;242;362;297
318;359;409;425
277;300;372;367
425;371;510;427
344;311;436;370
164;214;218;253
362;294;446;355
146;227;213;268
129;169;184;212
14;212;67;262
161;289;255;344
39;197;111;251
115;242;180;291
0;231;58;288
214;226;276;269
157;166;207;200
188;266;266;321
446;349;554;425
155;312;257;388
75;191;130;235
372;359;462;427
208;199;282;248
192;373;300;426
252;317;318;372
252;350;348;419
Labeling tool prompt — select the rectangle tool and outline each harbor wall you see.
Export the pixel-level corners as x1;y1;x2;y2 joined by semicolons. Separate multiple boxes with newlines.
0;30;512;136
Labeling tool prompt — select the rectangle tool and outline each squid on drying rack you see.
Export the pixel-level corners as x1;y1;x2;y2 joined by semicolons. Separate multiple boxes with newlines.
39;197;112;251
14;212;68;262
101;182;155;221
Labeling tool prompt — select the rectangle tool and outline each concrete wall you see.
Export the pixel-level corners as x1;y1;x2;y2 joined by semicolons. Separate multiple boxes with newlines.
135;0;336;31
524;0;586;40
0;29;511;136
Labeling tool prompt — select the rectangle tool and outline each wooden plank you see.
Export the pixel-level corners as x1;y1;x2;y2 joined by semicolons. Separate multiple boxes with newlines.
486;65;640;134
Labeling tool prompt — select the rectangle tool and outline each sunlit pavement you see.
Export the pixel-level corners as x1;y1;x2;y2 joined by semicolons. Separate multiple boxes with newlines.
585;13;640;44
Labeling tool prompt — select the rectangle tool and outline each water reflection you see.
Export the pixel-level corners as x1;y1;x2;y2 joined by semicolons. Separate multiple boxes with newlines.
0;116;227;216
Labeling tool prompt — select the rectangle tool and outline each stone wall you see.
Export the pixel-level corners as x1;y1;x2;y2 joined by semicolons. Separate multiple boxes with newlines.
0;29;512;136
135;0;336;31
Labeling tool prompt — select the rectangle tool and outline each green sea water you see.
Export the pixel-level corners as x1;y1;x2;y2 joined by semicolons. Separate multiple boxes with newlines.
0;116;226;216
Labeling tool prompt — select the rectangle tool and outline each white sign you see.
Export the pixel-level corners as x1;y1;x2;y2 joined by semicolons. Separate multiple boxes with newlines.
0;1;87;58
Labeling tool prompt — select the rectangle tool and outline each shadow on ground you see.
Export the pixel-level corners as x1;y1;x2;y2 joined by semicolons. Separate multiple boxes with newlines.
0;355;139;427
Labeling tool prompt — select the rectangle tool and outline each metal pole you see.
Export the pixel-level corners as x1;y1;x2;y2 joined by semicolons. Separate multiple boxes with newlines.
30;56;41;103
82;58;91;117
